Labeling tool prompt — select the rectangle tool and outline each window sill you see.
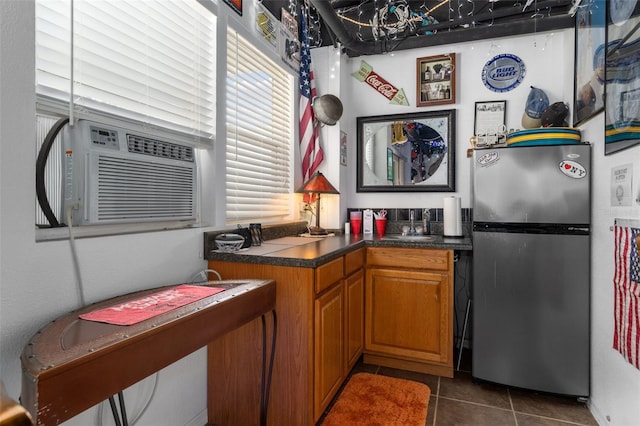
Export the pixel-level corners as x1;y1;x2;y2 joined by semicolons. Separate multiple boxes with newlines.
35;220;199;242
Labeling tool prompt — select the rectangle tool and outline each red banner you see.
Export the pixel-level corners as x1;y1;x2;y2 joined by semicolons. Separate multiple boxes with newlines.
80;285;224;326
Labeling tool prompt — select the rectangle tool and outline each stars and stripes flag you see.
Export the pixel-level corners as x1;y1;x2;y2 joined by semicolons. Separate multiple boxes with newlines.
613;220;640;370
298;10;324;182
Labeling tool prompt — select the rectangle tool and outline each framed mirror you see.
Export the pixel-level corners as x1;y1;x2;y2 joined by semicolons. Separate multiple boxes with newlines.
357;110;456;192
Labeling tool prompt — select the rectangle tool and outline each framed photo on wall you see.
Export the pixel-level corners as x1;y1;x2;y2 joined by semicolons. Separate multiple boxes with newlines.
604;1;640;155
573;0;606;126
416;54;456;107
474;100;507;136
223;0;242;16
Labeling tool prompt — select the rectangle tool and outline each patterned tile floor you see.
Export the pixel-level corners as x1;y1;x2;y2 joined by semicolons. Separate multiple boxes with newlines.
320;350;597;426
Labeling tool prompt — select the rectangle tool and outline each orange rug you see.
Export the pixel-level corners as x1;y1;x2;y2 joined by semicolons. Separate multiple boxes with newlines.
321;373;431;426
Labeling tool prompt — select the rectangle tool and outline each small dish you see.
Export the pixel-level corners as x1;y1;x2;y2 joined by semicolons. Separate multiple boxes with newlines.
215;234;245;252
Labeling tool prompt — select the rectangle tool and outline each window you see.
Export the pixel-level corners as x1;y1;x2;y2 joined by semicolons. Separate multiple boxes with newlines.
35;0;216;234
225;29;295;224
35;0;216;145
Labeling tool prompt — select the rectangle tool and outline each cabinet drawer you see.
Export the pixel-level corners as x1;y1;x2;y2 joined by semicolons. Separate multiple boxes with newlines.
366;247;450;271
344;248;365;276
316;256;344;294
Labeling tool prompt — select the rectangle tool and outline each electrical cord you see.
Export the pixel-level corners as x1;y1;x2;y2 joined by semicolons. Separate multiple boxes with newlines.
108;395;122;426
97;374;160;426
128;374;159;425
66;205;86;307
260;310;277;426
188;269;222;284
454;252;470;346
117;392;128;426
36;117;69;228
454;252;472;370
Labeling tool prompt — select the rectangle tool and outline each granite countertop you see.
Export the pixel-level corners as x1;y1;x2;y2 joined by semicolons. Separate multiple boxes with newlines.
205;233;472;268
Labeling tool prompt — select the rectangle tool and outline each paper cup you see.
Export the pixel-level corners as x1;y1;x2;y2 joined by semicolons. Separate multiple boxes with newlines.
350;218;362;235
375;218;387;238
350;211;362;235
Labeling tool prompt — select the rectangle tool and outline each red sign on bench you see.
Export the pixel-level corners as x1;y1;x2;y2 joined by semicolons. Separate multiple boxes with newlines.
79;285;225;326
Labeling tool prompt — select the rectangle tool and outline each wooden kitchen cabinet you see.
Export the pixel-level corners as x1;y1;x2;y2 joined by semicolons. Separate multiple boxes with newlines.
364;247;454;377
314;281;344;418
314;257;365;419
207;247;364;426
345;268;364;371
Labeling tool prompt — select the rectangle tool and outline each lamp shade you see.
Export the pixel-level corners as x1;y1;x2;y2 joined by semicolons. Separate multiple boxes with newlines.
299;172;339;194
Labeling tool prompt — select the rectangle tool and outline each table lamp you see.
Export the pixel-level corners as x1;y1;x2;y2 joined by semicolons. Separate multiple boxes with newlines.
299;171;339;235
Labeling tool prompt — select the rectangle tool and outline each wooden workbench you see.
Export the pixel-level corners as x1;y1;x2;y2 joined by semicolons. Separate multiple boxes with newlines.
21;279;275;425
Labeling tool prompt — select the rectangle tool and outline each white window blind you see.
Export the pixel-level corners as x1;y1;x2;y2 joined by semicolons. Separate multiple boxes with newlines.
226;29;294;224
35;0;216;145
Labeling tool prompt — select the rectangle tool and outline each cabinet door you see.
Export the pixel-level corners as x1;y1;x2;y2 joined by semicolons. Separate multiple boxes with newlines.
365;267;450;364
314;283;344;421
345;269;364;372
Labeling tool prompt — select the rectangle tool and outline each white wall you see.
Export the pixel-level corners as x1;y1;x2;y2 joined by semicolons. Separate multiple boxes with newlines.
2;1;639;425
582;116;640;425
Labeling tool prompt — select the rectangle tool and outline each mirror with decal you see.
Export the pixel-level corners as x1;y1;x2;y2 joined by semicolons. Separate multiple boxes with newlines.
356;110;456;192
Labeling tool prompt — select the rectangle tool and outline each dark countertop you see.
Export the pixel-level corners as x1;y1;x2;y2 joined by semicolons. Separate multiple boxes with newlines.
206;233;472;268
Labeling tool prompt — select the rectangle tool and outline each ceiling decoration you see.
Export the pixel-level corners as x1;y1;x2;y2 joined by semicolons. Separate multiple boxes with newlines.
262;0;576;57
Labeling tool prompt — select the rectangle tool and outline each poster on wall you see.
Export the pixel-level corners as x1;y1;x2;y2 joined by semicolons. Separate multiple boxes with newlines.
223;0;242;16
604;1;640;155
278;8;300;72
255;3;278;47
611;163;634;206
340;131;347;166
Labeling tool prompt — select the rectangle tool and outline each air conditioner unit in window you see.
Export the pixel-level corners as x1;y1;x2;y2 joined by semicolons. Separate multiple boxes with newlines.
60;120;197;226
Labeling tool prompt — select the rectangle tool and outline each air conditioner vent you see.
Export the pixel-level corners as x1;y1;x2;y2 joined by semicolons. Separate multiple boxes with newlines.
94;155;195;222
57;119;198;226
127;134;195;162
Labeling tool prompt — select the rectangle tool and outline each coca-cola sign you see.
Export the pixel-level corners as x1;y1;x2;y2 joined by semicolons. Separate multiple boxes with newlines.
365;74;398;99
352;60;409;106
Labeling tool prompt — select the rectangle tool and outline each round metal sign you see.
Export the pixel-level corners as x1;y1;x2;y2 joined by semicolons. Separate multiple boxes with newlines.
481;54;526;92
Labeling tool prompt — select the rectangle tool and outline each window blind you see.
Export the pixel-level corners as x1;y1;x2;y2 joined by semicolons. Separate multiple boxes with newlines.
226;29;294;224
35;0;216;145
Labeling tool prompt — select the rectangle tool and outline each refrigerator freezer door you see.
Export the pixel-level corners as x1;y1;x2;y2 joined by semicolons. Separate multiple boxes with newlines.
473;145;591;224
472;230;590;397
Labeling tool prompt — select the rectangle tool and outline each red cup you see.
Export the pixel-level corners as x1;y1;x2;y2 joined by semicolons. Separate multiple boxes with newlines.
375;218;387;238
350;218;362;235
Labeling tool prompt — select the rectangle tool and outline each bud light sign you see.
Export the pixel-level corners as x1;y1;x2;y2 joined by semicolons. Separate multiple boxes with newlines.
481;54;526;93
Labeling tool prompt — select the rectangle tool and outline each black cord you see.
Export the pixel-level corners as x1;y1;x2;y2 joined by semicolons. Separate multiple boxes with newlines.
107;391;129;426
260;309;277;426
36;117;69;228
118;391;129;426
108;396;122;426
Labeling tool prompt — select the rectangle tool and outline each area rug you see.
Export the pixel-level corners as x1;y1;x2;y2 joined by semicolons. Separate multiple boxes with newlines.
321;373;430;426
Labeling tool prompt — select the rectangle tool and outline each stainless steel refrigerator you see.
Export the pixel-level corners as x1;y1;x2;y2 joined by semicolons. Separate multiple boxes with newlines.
471;144;590;398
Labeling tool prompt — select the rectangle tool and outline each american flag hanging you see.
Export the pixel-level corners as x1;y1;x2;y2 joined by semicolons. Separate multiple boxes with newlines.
299;9;324;183
613;220;640;370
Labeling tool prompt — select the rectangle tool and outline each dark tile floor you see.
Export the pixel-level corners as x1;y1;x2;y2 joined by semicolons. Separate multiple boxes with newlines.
320;350;597;426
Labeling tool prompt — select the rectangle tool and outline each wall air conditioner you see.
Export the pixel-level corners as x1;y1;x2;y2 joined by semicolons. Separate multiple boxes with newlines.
60;120;197;226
